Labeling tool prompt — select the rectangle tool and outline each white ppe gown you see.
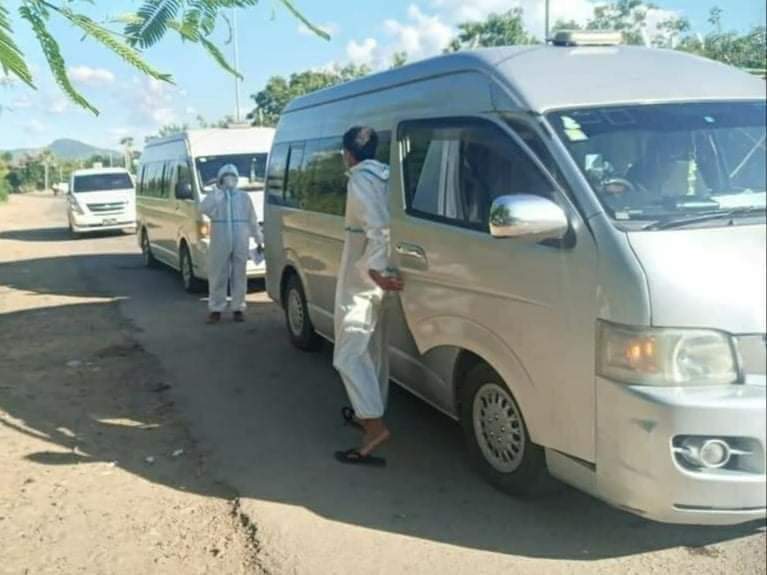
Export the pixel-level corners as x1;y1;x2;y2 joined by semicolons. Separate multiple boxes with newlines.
200;187;263;313
333;160;392;420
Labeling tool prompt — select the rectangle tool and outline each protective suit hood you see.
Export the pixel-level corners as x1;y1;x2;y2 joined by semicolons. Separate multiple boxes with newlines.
351;159;390;182
217;163;240;185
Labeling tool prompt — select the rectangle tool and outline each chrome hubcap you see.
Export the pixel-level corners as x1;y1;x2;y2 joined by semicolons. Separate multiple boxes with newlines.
473;383;525;473
287;289;304;336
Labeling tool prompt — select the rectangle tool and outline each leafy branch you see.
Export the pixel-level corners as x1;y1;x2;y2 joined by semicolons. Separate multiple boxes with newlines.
0;0;328;115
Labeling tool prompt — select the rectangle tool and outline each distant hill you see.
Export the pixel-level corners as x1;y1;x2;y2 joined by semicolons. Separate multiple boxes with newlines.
3;139;121;162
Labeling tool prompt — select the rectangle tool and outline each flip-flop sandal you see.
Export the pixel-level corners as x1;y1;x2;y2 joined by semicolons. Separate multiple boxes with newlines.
341;406;364;431
334;448;387;467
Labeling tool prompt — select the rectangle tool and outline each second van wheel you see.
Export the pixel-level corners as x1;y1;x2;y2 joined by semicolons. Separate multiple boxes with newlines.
141;230;158;269
284;274;322;351
180;245;206;294
460;363;547;496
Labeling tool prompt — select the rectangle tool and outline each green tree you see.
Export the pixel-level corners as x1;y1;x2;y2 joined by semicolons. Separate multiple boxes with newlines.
248;64;370;126
677;8;766;71
445;8;538;53
391;51;408;68
0;1;328;115
0;153;10;202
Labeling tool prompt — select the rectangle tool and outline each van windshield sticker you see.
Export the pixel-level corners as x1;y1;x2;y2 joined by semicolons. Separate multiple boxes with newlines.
561;116;589;142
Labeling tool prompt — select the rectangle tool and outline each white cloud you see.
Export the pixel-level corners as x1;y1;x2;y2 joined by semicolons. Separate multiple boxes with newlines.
346;38;379;67
383;4;454;60
11;96;33;109
340;0;684;72
47;95;69;115
298;21;339;37
125;77;178;127
23;119;46;134
69;66;116;86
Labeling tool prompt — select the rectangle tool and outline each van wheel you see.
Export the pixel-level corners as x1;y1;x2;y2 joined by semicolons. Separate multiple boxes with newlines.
180;244;205;293
460;363;546;496
284;274;321;351
141;230;158;268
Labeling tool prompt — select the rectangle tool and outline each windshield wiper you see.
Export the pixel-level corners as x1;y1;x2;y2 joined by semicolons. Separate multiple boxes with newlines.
644;206;766;231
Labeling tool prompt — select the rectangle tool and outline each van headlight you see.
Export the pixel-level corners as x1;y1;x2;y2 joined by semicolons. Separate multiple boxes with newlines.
597;322;739;386
69;196;85;215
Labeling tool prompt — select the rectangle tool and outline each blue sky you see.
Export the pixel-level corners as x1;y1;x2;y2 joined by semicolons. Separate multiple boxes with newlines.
1;0;764;151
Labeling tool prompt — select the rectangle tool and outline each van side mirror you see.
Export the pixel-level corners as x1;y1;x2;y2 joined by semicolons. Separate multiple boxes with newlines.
489;194;568;241
176;182;194;200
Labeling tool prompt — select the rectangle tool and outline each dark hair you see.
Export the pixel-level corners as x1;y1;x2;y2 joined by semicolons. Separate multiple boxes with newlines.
342;126;378;162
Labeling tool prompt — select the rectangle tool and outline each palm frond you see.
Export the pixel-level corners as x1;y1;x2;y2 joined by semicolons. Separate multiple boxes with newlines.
0;3;35;87
199;36;242;78
276;0;330;40
18;5;97;114
126;0;183;48
55;7;173;83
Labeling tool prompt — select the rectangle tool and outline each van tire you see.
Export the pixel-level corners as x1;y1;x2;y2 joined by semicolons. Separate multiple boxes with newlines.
284;274;322;351
460;363;547;496
141;229;158;269
180;244;205;294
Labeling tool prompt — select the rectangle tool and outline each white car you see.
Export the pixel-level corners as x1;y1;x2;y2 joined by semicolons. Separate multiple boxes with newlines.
67;168;136;237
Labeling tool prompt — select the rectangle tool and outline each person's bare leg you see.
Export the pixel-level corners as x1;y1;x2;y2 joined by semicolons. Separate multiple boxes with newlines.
359;418;391;456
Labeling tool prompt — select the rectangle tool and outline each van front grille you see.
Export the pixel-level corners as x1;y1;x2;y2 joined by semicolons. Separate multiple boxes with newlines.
87;202;127;214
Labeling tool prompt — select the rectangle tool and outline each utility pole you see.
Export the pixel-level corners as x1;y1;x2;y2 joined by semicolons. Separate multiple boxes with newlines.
232;7;242;122
545;0;551;42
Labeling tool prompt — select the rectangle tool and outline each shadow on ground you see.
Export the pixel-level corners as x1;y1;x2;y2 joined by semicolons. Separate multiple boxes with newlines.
0;227;129;243
0;252;764;563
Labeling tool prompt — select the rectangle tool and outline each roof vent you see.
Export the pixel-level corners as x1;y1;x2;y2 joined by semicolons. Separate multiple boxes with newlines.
551;31;624;47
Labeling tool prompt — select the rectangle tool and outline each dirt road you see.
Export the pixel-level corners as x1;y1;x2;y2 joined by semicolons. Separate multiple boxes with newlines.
1;193;765;575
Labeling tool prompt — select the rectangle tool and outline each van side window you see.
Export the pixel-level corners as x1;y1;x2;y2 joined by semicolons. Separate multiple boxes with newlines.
166;161;178;199
144;163;160;198
266;144;290;204
284;144;305;208
376;130;392;165
177;162;192;197
138;165;148;196
303;138;346;216
401;118;552;230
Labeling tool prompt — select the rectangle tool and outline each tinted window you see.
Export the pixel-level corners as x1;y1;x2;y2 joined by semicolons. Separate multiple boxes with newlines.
302;138;346;216
141;163;165;198
73;173;133;193
266;144;290;203
375;130;392;165
401;118;552;230
177;162;192;195
165;161;178;198
284;144;305;207
196;154;267;193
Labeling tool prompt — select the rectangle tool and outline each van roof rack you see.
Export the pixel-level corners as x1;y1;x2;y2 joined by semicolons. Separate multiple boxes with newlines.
551;30;624;47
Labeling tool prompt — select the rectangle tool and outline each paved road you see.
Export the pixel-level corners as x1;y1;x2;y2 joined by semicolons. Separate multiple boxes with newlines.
2;194;765;574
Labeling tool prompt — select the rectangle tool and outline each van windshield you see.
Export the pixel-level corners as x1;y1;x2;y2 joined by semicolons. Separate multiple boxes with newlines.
73;173;133;193
196;154;267;193
547;101;766;226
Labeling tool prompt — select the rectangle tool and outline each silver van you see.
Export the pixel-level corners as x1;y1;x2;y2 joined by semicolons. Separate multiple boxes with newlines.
137;127;275;291
264;34;766;525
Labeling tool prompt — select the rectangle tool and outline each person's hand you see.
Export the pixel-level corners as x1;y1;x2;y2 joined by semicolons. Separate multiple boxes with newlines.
369;270;404;292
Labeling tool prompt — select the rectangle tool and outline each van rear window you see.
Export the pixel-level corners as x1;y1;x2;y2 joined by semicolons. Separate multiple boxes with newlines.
74;173;133;193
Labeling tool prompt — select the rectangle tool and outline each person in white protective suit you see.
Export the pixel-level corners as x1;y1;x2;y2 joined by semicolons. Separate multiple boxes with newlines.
200;164;263;324
334;127;403;467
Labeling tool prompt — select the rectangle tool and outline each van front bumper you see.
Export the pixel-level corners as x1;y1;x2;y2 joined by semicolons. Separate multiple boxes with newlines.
71;211;136;233
596;377;766;525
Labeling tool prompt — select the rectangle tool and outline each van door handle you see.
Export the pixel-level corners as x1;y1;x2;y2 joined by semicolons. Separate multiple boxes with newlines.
396;243;427;262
